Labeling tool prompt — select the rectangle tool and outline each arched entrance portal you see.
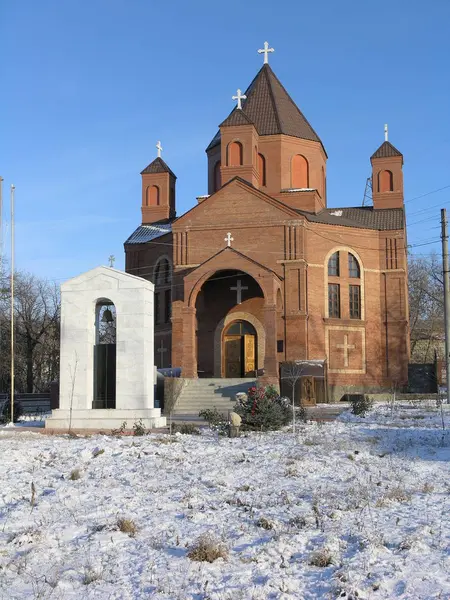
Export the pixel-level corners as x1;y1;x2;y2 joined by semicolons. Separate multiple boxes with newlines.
223;320;257;378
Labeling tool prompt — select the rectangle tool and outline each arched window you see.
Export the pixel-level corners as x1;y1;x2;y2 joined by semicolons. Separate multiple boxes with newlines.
326;250;363;320
147;185;160;206
228;141;243;166
328;251;340;277
154;258;171;285
291;154;309;188
379;170;393;192
258;153;266;186
348;253;360;278
94;299;116;408
214;161;221;192
322;166;326;198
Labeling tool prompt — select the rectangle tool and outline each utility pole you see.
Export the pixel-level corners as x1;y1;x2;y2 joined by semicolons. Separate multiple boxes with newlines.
441;208;450;402
10;184;15;424
0;176;3;271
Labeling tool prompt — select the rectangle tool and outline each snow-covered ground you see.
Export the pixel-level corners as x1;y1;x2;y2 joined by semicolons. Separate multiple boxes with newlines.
0;403;449;599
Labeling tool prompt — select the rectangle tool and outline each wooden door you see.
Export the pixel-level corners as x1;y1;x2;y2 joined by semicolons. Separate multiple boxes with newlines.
224;335;242;377
301;376;316;406
244;334;256;376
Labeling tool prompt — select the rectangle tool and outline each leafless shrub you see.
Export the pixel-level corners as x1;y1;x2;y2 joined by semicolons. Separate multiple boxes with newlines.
376;486;411;507
82;565;103;585
288;515;307;529
256;516;274;530
422;482;434;494
187;533;228;563
309;547;334;567
116;517;138;537
285;466;298;477
236;484;251;492
69;469;81;481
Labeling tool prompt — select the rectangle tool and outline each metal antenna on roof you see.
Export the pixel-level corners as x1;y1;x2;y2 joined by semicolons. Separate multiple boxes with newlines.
384;124;388;142
258;41;274;64
156;141;162;158
362;176;373;207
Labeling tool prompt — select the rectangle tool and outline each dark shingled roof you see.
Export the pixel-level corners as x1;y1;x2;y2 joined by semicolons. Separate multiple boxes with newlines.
371;141;403;159
208;64;324;152
298;206;404;231
140;157;177;178
125;223;172;245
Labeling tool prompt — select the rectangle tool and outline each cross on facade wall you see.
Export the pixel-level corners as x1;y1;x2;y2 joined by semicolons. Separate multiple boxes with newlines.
230;279;248;305
156;141;163;158
258;41;274;64
157;339;168;368
224;232;234;247
336;334;356;368
232;89;247;110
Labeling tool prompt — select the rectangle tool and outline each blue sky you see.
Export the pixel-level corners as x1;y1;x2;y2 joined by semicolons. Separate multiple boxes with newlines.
1;0;449;281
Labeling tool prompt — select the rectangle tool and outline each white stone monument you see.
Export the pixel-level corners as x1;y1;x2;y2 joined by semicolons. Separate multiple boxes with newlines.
46;266;166;430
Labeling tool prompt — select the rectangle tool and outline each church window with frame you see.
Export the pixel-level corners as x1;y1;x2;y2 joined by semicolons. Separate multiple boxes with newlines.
213;160;221;192
349;285;361;319
164;289;171;324
228;141;243;166
291;154;309;188
379;169;393;193
328;284;340;318
154;293;160;325
258;153;266;186
328;252;340;277
348;253;360;278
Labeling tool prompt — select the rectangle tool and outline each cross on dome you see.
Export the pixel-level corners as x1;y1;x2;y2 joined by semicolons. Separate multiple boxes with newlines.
384;124;388;142
258;41;274;65
232;89;247;110
156;140;163;158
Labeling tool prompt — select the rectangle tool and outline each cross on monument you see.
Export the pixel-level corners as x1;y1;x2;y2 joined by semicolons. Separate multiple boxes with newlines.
232;89;247;110
157;339;168;368
384;124;388;142
258;41;275;64
224;232;234;247
336;334;356;368
230;279;248;305
108;255;115;268
156;140;163;158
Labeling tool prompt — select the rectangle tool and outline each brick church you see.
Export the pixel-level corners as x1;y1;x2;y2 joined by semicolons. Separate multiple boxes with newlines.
125;45;409;402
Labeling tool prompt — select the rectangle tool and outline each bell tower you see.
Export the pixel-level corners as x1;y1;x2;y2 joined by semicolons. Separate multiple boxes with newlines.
141;142;176;224
371;126;404;210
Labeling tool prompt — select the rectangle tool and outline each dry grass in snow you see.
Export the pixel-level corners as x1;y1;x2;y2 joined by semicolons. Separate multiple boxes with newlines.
0;401;449;599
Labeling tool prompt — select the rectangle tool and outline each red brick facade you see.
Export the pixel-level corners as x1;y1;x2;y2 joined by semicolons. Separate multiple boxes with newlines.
125;64;409;401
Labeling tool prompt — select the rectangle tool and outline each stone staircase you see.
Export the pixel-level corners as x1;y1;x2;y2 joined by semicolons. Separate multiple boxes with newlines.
172;378;256;417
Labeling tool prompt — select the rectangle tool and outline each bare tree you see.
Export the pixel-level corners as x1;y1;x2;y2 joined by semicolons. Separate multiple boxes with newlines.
281;362;306;435
0;269;60;393
408;254;444;363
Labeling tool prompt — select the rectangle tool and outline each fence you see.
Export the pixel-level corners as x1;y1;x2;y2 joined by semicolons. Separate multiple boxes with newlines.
0;393;51;416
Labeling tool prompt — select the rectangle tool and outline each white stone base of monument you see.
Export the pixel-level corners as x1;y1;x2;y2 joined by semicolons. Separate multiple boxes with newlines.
45;408;166;430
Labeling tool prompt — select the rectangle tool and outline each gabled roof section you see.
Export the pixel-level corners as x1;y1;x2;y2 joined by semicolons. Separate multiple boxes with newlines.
371;141;403;159
140;157;177;178
207;64;324;152
125;223;172;245
299;206;404;231
220;109;254;127
192;246;281;280
173;176;302;226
